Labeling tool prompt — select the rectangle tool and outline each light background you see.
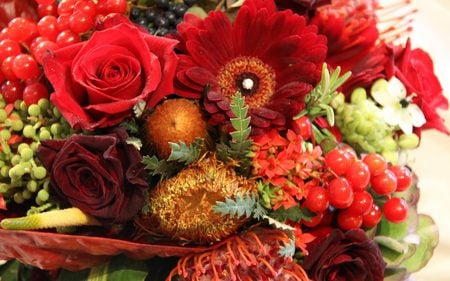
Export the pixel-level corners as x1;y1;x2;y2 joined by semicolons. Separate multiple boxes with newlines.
409;1;450;280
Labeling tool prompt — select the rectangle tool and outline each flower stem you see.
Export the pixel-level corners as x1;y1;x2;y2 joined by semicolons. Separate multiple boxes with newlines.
0;207;100;230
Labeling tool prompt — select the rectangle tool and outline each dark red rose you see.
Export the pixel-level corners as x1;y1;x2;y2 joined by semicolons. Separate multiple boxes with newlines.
386;40;449;134
302;229;385;281
36;128;148;224
43;15;178;130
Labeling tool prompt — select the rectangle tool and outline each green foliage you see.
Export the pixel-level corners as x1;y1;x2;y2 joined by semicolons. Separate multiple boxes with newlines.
295;63;351;125
119;119;139;135
217;92;253;175
58;255;149;281
278;237;295;258
142;155;180;179
0;260;20;281
212;191;267;220
167;139;203;165
126;137;143;151
269;205;314;223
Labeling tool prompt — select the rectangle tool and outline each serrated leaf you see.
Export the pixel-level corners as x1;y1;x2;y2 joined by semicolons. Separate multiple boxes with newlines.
142;155;179;178
126;137;142;151
278;237;295;258
401;214;439;273
133;100;146;118
167;139;202;165
263;215;295;232
270;206;310;223
212;192;261;219
119;120;139;135
252;202;268;220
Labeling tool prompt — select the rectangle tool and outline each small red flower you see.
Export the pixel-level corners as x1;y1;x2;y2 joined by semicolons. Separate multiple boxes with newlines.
175;0;327;135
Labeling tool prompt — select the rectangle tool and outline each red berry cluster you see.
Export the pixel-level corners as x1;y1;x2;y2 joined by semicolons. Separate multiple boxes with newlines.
0;0;128;105
304;148;412;231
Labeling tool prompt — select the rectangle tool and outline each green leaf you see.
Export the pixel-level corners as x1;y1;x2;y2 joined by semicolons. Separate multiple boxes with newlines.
269;206;311;223
142;155;179;179
119;119;139;135
126;137;142;151
212;192;257;218
278;237;295;258
167;139;202;165
58;256;148;281
0;260;20;281
401;214;439;273
383;268;409;281
375;235;417;266
376;207;418;240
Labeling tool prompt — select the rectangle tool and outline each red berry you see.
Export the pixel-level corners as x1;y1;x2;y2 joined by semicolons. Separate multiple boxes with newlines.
38;2;58;17
348;191;373;215
302;212;323;228
12;54;40;81
389;165;412;192
292;116;312;140
325;148;354;175
0;39;21;63
363;153;387;176
32;40;59;65
1;80;24;103
383;197;408;223
74;0;97;17
337;209;363;230
23;82;49;105
1;56;18;81
362;204;382;228
56;14;71;31
305;186;329;213
327;177;354;209
56;30;80;47
345;160;370;191
371;169;397;196
57;0;78;15
36;0;55;4
96;0;127;15
38;16;59;41
69;11;95;34
8;18;38;43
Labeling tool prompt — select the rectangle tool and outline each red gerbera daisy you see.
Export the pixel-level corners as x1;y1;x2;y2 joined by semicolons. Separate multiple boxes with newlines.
174;0;327;135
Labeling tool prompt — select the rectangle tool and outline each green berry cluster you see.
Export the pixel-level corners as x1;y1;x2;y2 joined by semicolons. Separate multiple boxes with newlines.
0;95;71;207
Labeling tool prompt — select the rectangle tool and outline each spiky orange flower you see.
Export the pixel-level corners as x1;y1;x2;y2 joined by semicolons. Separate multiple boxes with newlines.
167;227;309;281
141;154;257;244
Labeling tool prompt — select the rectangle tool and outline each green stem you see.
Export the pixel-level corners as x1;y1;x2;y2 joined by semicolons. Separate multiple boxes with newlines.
1;207;100;230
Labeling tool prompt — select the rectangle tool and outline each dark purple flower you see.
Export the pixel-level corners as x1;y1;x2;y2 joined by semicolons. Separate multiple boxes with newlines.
302;229;385;281
37;128;148;224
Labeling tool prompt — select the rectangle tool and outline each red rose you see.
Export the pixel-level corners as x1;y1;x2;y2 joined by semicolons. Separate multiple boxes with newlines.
36;128;148;223
302;229;385;281
387;40;449;134
43;15;178;130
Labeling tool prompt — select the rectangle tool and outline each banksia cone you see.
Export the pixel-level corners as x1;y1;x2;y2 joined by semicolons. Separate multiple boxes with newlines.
140;154;257;244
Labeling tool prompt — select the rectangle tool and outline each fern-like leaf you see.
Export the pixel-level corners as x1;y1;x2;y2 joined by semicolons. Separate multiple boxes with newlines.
167;139;202;165
142;155;178;179
278;236;296;258
212;192;266;219
229;92;252;153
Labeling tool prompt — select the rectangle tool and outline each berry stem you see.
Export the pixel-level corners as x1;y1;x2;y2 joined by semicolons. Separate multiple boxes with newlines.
0;207;100;230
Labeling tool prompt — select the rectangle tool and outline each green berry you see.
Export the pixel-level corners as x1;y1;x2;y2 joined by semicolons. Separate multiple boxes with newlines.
0;109;7;122
351;87;367;104
22;190;32;200
28;104;41;117
50;123;61;137
9;165;25;179
23;125;36;138
11;155;21;165
37;189;49;202
38;98;49;111
0;166;10;178
20;147;34;161
13;192;24;204
32;166;47;180
398;133;420;149
39;129;52;140
27;180;38;192
11;119;24;131
0;129;11;141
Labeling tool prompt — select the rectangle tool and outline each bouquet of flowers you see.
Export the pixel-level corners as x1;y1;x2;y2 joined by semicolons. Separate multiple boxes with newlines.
0;0;447;280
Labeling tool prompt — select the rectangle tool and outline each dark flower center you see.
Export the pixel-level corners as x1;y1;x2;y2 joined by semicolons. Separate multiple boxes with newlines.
400;98;409;108
217;56;276;108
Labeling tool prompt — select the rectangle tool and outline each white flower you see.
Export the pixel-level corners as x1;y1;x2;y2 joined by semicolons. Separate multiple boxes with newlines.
371;77;426;134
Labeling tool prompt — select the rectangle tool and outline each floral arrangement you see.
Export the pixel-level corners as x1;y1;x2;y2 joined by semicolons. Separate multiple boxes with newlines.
0;0;447;280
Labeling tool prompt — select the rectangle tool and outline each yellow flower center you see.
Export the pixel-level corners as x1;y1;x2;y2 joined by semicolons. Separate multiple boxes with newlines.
217;56;276;108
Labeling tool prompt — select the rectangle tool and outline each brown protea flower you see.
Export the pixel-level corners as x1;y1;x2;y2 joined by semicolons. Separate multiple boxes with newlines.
167;227;309;281
141;154;257;244
144;98;208;159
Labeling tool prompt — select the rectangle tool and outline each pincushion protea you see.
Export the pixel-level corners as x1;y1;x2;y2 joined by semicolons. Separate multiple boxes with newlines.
167;227;309;281
174;0;327;135
139;154;257;244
